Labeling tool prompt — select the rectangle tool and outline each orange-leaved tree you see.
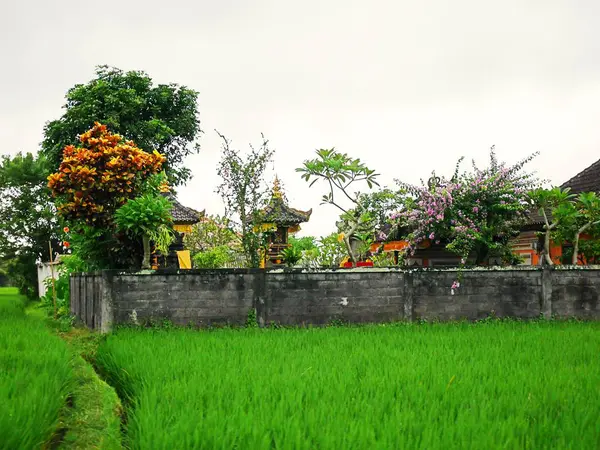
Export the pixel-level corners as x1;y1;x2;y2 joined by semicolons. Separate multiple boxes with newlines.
48;122;165;226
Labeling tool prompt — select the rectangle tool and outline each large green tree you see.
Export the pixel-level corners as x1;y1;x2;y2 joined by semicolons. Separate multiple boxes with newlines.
0;153;61;296
41;66;201;186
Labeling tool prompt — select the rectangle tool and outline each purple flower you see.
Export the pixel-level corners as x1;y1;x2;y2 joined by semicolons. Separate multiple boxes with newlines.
429;232;435;240
473;207;479;213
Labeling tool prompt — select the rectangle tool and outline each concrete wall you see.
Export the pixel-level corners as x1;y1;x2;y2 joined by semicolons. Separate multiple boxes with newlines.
551;269;600;318
37;261;61;298
110;270;257;327
71;267;600;332
263;271;407;325
411;270;543;320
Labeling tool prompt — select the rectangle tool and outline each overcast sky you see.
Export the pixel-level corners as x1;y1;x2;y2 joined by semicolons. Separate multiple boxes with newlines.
2;0;600;236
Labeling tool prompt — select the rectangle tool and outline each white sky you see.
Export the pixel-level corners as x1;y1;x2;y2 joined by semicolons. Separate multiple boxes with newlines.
2;0;600;236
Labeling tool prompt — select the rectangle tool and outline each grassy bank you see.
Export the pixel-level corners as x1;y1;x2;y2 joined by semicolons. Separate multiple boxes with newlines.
56;328;122;450
0;287;73;449
96;321;600;449
0;287;122;449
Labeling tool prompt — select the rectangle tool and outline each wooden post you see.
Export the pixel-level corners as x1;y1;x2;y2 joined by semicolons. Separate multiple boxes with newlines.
48;241;57;319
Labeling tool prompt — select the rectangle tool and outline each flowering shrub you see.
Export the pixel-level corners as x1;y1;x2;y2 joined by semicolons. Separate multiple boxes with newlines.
393;148;539;290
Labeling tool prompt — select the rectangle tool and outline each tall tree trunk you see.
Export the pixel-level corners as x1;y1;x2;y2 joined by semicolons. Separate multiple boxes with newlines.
142;234;151;269
543;230;553;266
540;209;555;266
343;235;356;264
572;233;581;266
343;220;361;264
572;223;592;265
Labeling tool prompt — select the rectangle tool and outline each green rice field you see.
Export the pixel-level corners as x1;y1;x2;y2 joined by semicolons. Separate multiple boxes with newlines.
96;321;600;449
0;287;73;449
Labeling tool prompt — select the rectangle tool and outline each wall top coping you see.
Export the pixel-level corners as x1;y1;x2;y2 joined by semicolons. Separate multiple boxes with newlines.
70;265;600;278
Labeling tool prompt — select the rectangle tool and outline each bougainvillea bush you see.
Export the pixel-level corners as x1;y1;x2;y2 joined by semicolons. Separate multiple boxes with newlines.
392;148;539;288
48;123;166;269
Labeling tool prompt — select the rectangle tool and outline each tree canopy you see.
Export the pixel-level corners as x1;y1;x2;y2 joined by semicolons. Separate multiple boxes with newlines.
0;152;60;295
41;66;201;186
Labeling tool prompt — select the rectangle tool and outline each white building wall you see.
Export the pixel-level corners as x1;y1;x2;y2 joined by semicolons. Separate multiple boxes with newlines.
36;261;61;298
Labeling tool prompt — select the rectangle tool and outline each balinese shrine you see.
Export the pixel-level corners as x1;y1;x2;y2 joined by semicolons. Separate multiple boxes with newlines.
260;177;312;267
151;193;204;269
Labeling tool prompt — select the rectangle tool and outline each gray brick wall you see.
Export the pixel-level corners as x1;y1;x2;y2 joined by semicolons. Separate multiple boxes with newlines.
551;269;600;318
264;270;406;325
412;270;542;320
109;271;257;326
71;267;600;331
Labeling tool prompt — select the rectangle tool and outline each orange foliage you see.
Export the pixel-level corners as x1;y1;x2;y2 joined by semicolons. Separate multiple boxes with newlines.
48;122;165;225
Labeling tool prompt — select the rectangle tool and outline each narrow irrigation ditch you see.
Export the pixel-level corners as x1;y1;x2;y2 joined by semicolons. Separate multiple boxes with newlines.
39;313;125;450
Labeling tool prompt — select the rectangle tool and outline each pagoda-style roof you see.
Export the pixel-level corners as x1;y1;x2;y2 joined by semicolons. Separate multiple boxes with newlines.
262;177;312;225
162;192;204;224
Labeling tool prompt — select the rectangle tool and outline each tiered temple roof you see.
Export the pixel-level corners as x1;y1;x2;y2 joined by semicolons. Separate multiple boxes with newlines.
262;177;312;225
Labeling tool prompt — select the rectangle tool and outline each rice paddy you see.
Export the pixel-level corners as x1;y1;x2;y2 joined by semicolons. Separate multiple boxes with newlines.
2;285;599;449
0;287;73;449
96;321;600;449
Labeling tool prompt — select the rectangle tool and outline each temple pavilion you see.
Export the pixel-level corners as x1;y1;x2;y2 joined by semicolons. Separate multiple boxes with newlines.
260;177;312;267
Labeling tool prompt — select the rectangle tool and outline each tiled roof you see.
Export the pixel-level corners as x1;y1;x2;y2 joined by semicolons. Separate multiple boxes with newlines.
263;196;312;225
525;208;551;227
525;158;600;226
560;158;600;195
162;193;203;224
